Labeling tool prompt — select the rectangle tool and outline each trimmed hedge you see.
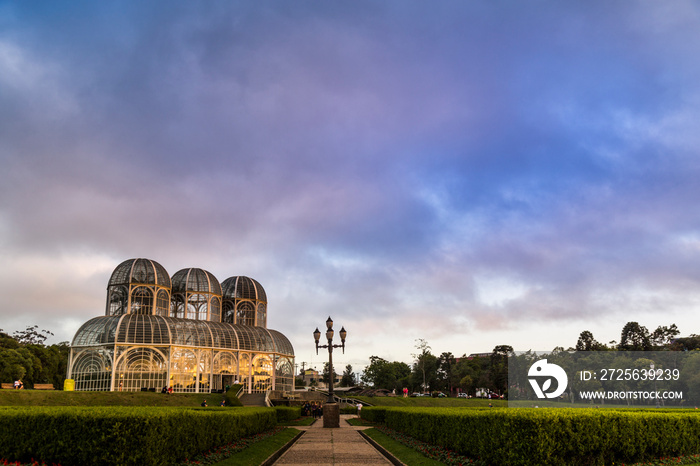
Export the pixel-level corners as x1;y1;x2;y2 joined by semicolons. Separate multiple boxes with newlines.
361;407;700;465
0;406;276;465
274;406;301;422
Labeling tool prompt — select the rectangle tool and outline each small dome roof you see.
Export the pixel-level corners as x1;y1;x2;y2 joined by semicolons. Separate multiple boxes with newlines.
171;268;222;295
108;258;171;288
221;276;267;302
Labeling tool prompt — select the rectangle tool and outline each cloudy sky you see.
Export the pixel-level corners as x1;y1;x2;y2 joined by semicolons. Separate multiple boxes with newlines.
2;1;700;373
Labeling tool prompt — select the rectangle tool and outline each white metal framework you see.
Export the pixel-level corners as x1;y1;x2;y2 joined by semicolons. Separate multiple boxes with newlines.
68;259;294;393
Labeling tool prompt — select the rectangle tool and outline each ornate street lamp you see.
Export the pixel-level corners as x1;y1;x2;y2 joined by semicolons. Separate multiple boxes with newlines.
313;316;347;428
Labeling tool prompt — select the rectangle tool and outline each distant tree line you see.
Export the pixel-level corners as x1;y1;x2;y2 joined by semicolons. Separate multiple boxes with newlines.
357;338;514;396
0;326;70;389
574;322;682;352
357;321;692;397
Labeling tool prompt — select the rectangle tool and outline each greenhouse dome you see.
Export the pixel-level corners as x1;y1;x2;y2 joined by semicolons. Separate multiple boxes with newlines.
221;276;267;327
67;259;294;393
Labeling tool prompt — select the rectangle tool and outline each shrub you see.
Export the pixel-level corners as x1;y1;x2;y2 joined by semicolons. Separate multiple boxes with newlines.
0;406;276;465
363;407;700;466
360;406;386;424
223;391;243;407
274;406;301;422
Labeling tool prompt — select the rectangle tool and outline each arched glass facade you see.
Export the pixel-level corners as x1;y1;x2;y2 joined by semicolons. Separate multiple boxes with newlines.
68;259;294;393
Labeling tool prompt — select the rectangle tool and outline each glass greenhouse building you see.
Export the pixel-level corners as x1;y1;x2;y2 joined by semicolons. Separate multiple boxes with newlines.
67;258;295;393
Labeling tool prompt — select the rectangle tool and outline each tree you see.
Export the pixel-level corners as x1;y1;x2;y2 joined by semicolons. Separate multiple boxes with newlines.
12;325;54;346
618;322;651;351
339;364;356;387
454;355;480;395
459;375;474;393
490;345;513;395
437;352;457;393
650;324;679;348
671;334;700;351
361;356;411;391
412;339;432;392
0;328;68;389
575;331;606;351
0;348;41;383
0;332;19;350
321;362;337;386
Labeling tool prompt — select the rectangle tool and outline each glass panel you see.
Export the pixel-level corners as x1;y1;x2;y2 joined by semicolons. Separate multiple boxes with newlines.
169;347;198;392
222;301;235;323
188;293;208;320
275;356;294;393
239;353;250;391
210;297;221;322
107;286;128;316
198;350;212;392
235;326;255;351
252;355;272;392
131;286;153;315
116;315;170;345
236;301;255;326
156;289;170;316
114;347;168;392
171;294;185;318
71;348;113;391
257;303;267;328
72;317;119;346
269;329;295;356
108;259;133;286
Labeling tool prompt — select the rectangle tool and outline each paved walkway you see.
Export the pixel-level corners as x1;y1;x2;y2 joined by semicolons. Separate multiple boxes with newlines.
272;414;394;465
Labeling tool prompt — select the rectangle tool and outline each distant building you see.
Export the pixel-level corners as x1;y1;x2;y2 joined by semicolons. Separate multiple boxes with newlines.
299;368;340;388
67;258;295;393
301;369;320;386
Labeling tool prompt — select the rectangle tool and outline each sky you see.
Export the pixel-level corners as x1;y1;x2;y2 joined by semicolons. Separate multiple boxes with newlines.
2;1;700;375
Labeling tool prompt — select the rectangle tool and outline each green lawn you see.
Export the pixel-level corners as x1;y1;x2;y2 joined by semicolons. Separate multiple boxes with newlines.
279;416;316;426
0;389;227;407
362;428;445;465
346;417;376;427
353;395;508;408
210;428;300;466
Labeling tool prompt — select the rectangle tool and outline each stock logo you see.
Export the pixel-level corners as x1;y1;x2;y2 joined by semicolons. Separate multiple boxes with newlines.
528;359;568;399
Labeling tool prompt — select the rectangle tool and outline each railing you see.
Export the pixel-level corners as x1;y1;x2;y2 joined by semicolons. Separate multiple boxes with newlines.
331;395;373;407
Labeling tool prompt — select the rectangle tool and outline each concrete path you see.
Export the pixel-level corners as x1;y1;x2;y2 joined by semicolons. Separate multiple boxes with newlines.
272;414;395;465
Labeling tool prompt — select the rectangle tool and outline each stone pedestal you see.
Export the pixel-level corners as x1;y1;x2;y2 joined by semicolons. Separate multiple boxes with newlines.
323;402;340;428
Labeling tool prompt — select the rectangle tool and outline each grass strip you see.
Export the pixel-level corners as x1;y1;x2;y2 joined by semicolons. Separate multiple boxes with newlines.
0;389;229;407
210;428;300;466
362;428;446;466
278;416;316;426
346;417;376;427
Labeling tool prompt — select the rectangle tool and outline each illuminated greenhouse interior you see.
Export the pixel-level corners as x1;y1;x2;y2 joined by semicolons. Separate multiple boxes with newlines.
67;258;294;393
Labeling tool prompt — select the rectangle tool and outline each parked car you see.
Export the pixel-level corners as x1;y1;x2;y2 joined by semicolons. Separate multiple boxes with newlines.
457;392;468;398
